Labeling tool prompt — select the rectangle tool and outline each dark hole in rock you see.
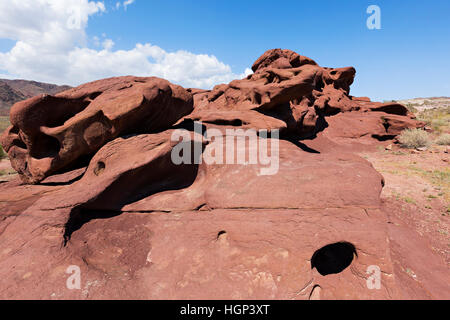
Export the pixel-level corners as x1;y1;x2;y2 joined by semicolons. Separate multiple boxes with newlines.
217;230;227;240
172;119;208;136
87;91;102;100
35;96;91;129
12;137;27;150
10;126;20;134
231;119;243;126
203;119;243;127
371;134;397;141
314;79;325;91
311;242;357;276
254;92;262;105
381;118;390;131
30;135;60;159
93;161;106;176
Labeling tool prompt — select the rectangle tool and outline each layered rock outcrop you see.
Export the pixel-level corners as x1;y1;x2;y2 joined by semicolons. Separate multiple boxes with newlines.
0;49;445;300
1;77;193;183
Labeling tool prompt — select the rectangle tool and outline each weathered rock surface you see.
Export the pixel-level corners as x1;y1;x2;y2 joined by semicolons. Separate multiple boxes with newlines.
186;49;422;144
0;49;446;300
1;76;193;184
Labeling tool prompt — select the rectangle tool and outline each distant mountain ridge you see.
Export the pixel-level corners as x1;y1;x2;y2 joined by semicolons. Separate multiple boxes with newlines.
0;79;71;116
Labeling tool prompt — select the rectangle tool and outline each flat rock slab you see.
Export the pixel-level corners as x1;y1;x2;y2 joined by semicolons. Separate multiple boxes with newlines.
0;207;396;300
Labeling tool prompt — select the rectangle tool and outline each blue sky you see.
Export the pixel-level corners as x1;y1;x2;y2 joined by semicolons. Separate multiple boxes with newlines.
0;0;449;101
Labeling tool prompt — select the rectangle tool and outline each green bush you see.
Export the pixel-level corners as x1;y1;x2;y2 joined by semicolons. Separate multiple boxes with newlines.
398;128;431;149
436;133;450;146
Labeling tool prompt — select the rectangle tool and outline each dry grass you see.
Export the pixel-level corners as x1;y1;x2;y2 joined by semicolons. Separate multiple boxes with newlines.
435;133;450;146
404;103;418;113
417;106;450;133
398;128;432;149
410;167;450;200
372;158;450;203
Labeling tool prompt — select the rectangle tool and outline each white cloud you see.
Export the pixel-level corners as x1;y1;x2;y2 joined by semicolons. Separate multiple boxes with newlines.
123;0;135;10
92;35;100;47
102;39;115;50
0;0;250;89
113;1;134;11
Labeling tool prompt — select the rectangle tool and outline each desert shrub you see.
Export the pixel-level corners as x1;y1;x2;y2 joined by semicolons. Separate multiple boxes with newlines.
0;145;6;159
436;133;450;146
398;128;431;149
405;103;418;114
417;106;450;133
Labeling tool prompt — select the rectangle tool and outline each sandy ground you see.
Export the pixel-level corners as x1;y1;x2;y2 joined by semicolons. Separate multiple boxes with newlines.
362;145;449;265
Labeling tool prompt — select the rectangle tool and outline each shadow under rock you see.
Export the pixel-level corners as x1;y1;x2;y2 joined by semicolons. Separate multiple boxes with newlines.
63;140;205;244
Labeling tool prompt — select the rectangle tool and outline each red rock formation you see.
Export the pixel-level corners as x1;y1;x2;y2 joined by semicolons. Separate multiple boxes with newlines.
1;76;193;184
0;49;444;300
186;49;422;143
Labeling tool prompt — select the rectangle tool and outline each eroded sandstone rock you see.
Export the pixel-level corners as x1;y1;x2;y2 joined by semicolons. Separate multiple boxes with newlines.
186;49;422;143
1;76;193;184
0;49;442;300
